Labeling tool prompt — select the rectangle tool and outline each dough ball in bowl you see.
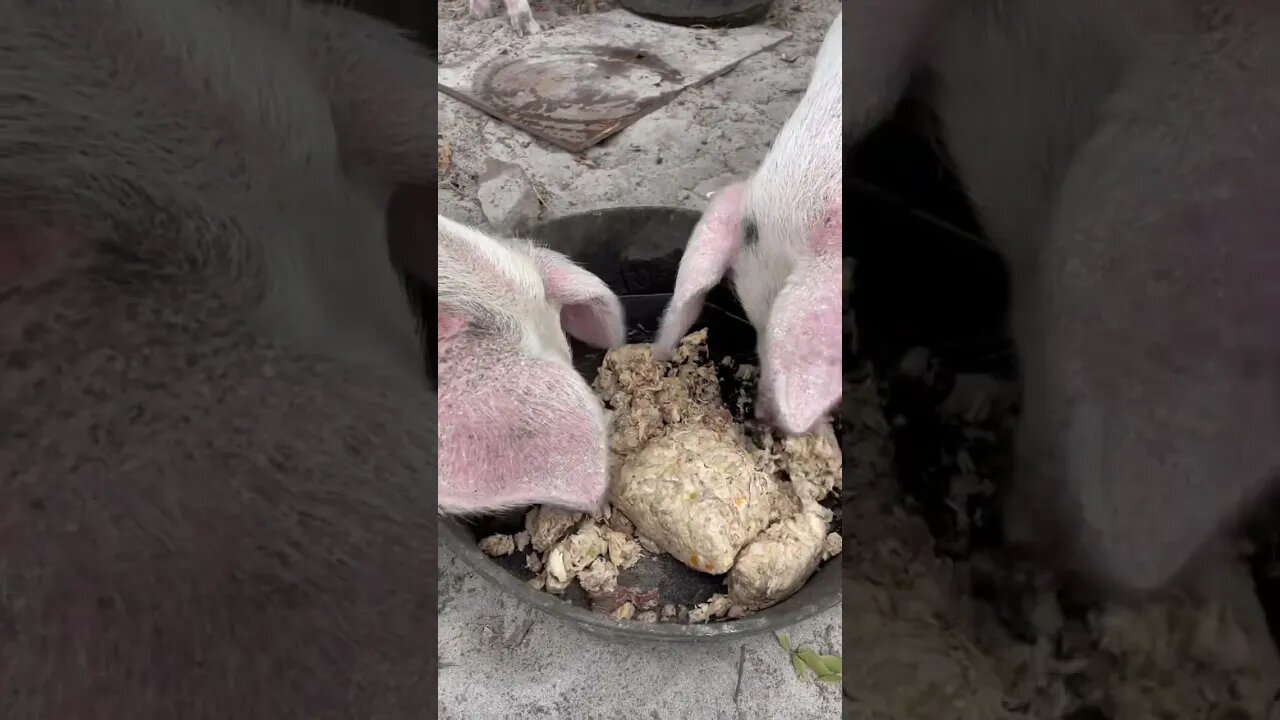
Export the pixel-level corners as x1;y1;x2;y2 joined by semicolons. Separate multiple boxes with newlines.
611;425;775;575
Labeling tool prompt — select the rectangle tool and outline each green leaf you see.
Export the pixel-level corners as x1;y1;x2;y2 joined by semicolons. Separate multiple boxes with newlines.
776;633;792;653
791;654;807;679
798;648;829;675
815;673;842;684
818;655;842;674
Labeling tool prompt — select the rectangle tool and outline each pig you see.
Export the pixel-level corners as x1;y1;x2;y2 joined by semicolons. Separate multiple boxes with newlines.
436;214;625;514
468;0;541;36
847;0;1280;597
0;0;438;716
655;12;843;437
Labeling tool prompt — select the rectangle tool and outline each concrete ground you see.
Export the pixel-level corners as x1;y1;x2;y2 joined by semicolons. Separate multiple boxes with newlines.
437;545;840;719
436;0;842;717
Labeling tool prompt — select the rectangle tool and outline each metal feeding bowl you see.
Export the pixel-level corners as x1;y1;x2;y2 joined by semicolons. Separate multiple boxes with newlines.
438;206;841;641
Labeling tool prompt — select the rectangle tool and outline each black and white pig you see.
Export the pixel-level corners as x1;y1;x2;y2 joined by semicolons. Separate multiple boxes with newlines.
655;12;843;438
437;214;624;514
851;0;1280;597
1;0;437;716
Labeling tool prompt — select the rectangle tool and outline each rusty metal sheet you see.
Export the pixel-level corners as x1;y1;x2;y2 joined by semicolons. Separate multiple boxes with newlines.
438;10;790;152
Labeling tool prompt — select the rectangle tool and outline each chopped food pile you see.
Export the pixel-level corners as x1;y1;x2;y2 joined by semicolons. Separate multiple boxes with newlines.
476;329;843;623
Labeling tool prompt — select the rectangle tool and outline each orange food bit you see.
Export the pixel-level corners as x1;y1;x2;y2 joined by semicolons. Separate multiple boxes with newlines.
690;552;700;566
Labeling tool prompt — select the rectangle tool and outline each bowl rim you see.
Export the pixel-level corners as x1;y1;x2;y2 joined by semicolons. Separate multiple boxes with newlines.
439;518;841;642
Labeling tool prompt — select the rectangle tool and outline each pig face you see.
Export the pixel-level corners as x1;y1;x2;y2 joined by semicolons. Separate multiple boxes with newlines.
653;14;843;436
437;216;625;514
654;185;842;436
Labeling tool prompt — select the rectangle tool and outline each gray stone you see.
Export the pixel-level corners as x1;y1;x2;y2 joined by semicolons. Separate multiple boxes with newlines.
477;157;541;234
436;543;841;720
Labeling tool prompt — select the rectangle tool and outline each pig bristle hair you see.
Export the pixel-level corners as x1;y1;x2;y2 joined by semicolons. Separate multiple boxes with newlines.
438;214;576;363
730;13;842;333
0;1;437;715
1;0;428;365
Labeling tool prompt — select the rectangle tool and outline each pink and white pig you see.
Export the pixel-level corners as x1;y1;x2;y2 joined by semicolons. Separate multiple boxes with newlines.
840;0;1280;597
655;12;843;437
437;215;625;514
1;0;441;716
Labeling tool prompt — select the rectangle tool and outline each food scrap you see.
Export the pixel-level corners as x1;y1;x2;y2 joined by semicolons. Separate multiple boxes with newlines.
474;329;843;623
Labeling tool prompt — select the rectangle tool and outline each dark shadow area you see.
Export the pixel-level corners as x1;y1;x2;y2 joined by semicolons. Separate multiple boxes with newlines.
848;94;1280;653
345;0;433;46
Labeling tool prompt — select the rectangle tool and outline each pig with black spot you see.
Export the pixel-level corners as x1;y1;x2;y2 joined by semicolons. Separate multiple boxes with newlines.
656;14;843;437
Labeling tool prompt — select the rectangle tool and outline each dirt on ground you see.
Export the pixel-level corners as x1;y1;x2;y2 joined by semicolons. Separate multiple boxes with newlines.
437;0;838;226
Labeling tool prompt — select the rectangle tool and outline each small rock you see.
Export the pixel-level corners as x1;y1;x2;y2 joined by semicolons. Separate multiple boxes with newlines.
477;157;540;233
692;175;740;199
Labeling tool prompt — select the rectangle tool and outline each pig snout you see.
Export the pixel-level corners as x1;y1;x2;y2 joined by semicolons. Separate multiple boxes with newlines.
757;207;843;435
436;216;624;514
655;13;843;436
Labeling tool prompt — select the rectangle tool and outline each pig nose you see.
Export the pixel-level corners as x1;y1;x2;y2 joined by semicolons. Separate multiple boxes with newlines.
754;393;774;425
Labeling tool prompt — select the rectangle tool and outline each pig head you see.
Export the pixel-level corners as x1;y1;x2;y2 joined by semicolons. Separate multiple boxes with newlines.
437;215;624;514
1;0;439;716
655;13;843;436
985;4;1280;596
840;0;1280;596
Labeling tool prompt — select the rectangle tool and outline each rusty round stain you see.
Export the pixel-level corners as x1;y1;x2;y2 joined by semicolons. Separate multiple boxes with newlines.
472;46;686;148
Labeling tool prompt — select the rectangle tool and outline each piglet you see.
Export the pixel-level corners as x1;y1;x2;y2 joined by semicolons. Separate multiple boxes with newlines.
1;1;437;716
437;215;625;514
655;13;843;436
469;0;540;36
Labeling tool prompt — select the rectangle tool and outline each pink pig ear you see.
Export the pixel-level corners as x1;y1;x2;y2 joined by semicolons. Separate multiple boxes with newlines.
654;182;749;358
530;247;626;349
438;340;609;514
761;206;843;435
